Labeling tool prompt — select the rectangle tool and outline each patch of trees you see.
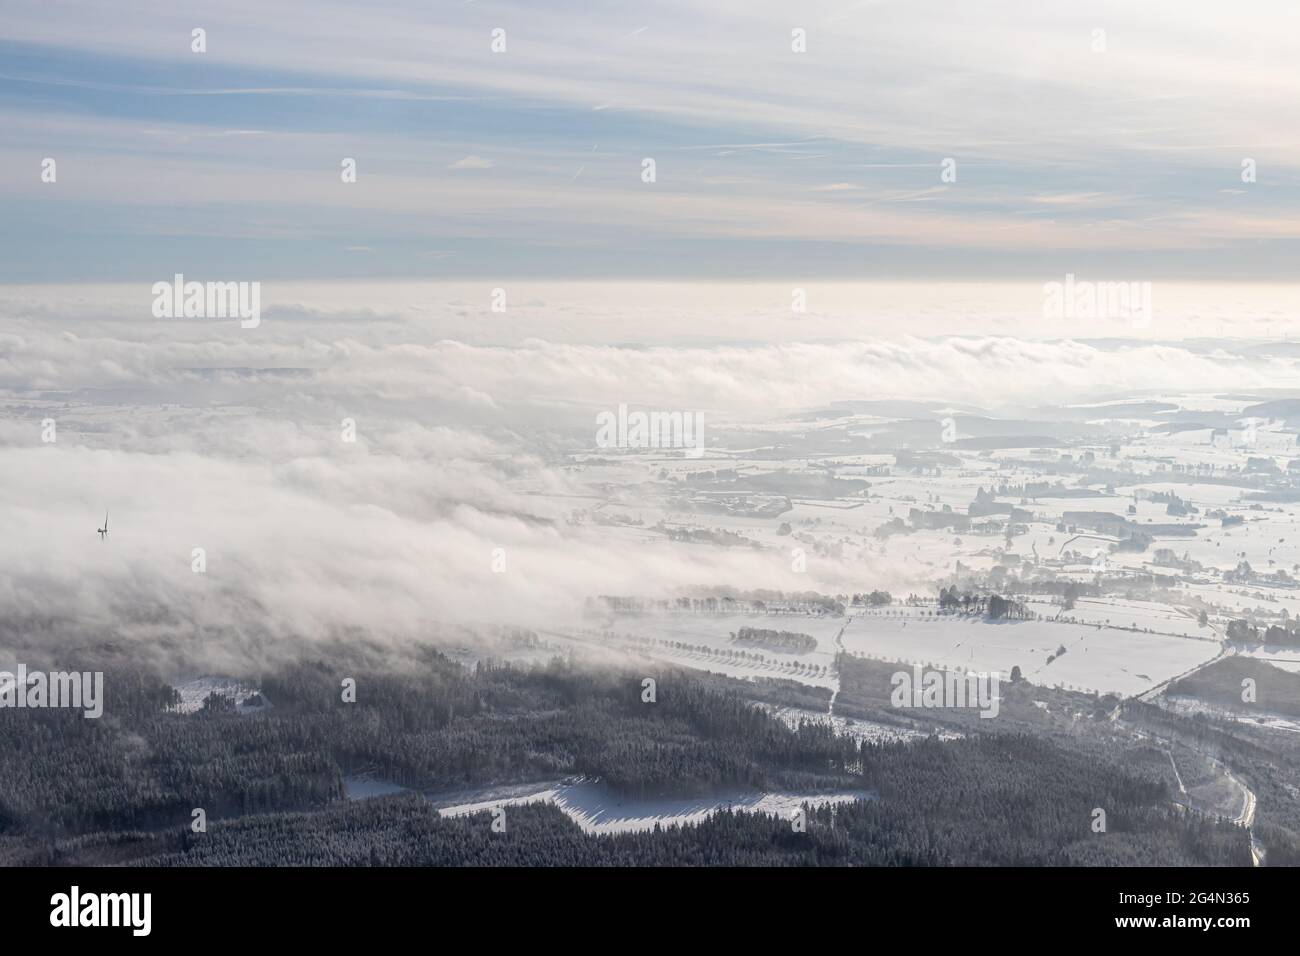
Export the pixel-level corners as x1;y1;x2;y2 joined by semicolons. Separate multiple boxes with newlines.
1115;531;1152;552
1225;617;1300;648
1011;579;1100;605
732;628;817;653
851;591;892;607
937;588;1029;620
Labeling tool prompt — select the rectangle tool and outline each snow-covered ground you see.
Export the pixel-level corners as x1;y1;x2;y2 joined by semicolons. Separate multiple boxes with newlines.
1161;696;1300;734
841;609;1220;696
433;777;872;834
1041;597;1206;637
1181;581;1300;620
170;676;270;714
544;613;843;690
345;773;872;834
541;602;1224;698
1234;646;1300;674
632;614;838;678
762;704;960;742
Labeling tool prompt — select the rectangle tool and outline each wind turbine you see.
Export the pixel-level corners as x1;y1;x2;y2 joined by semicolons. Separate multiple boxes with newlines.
97;511;108;540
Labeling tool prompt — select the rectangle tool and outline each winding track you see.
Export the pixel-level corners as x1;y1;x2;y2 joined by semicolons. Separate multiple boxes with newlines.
1123;626;1262;866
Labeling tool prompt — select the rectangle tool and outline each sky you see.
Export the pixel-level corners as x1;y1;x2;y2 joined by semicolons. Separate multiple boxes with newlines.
3;0;1300;279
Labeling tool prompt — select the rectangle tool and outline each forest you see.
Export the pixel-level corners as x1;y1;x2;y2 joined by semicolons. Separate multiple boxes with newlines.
0;645;1255;867
44;734;1248;867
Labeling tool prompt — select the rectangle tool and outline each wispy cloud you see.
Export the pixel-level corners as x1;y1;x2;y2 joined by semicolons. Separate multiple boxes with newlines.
448;155;495;170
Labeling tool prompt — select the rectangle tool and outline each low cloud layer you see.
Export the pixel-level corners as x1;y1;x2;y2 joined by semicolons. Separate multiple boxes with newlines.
3;282;1298;674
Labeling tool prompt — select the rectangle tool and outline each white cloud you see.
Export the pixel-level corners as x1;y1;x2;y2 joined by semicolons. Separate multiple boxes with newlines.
448;155;495;170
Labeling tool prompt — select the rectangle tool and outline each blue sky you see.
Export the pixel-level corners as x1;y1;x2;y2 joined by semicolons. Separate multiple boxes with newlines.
2;0;1299;279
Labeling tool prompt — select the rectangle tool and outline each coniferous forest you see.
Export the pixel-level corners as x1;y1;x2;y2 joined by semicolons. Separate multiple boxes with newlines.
0;645;1256;866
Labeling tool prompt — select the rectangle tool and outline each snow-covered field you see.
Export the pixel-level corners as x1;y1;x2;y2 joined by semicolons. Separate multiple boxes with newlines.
556;613;843;689
345;773;872;833
1177;514;1300;575
434;777;872;834
1162;695;1300;734
841;609;1220;696
1180;581;1300;619
1234;646;1300;674
1042;597;1206;637
547;602;1224;698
